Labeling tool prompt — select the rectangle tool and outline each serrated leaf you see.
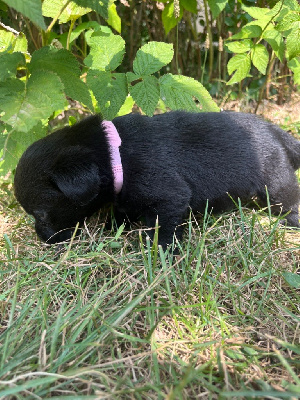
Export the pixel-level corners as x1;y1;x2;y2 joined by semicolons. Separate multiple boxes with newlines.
0;52;25;81
86;70;127;120
129;75;160;116
230;24;262;40
160;74;219;112
0;30;14;52
3;0;46;30
266;2;289;21
42;0;91;23
162;2;183;34
0;30;28;53
288;57;300;84
286;25;300;59
0;71;65;132
241;4;269;20
225;40;253;54
133;42;174;76
108;3;121;33
30;46;93;110
282;272;300;289
251;44;269;74
42;0;89;23
116;96;134;117
12;32;28;53
0;121;47;175
276;11;300;32
10;121;47;148
263;29;285;62
0;132;26;175
84;32;125;71
73;0;109;19
207;0;228;19
227;54;251;85
270;0;299;15
180;0;197;14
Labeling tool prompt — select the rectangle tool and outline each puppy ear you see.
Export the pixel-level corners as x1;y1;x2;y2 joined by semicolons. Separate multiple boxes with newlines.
50;147;101;205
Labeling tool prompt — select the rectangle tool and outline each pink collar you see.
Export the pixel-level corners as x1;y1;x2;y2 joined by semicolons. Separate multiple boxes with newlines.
102;120;123;194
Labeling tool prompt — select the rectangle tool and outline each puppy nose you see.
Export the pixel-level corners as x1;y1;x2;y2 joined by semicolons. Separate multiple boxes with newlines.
46;228;76;244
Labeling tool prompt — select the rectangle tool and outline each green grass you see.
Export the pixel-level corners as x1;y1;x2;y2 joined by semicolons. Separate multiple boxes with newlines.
0;182;300;400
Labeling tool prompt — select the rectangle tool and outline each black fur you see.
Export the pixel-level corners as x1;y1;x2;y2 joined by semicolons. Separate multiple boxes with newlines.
14;111;300;248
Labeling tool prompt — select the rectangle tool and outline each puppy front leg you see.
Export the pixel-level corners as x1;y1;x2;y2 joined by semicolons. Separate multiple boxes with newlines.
144;208;187;250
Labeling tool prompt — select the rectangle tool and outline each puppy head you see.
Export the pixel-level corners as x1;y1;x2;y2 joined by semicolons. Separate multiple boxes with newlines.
14;142;112;244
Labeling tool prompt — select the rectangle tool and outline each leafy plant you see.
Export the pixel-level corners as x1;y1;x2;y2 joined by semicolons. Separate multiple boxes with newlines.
159;0;300;93
224;0;300;85
0;0;219;176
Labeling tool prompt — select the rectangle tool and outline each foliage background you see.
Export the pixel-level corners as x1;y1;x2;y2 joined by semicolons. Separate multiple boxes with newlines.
0;0;299;176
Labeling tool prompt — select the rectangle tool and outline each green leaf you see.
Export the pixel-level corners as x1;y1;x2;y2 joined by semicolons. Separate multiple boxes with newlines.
10;121;47;148
225;40;253;54
227;53;251;85
251;44;269;74
276;11;300;32
128;75;160;116
263;29;285;62
162;2;183;35
0;132;26;174
42;0;91;23
73;0;110;19
159;74;220;112
241;5;269;20
0;71;65;132
288;57;300;84
270;0;300;16
0;30;28;53
0;52;25;81
12;32;28;53
84;32;125;71
59;21;103;48
133;42;174;76
230;24;262;40
3;0;46;30
207;0;229;19
116;96;135;117
108;2;121;33
86;70;127;120
0;121;47;175
180;0;197;14
286;25;300;59
282;272;300;289
30;46;93;110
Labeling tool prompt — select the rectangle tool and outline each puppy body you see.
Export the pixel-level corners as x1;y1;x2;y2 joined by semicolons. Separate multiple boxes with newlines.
14;111;300;247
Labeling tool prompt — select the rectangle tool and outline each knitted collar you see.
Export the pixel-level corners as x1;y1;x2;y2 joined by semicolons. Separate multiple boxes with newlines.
102;120;123;194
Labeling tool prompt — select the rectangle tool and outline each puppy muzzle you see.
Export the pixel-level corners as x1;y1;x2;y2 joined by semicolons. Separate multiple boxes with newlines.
35;222;78;244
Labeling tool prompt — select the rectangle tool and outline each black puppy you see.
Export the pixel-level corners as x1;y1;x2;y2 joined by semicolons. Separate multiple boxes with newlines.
14;111;300;248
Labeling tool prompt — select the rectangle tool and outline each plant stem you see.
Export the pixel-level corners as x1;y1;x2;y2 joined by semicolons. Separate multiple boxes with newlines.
203;0;213;80
66;18;76;50
44;0;72;45
175;24;179;73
